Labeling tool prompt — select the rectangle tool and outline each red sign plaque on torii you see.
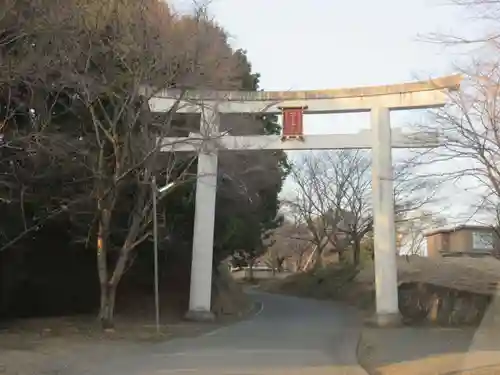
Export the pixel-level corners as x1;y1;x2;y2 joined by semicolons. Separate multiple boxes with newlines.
280;106;308;141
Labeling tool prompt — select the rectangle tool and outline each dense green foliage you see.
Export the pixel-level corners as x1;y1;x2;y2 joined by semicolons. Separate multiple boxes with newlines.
0;1;287;321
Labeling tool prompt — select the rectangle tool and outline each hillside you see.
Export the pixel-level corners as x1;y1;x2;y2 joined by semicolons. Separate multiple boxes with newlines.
357;256;500;295
262;256;500;326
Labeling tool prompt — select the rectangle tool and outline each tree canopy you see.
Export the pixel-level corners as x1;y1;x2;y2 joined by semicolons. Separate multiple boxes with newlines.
0;0;287;325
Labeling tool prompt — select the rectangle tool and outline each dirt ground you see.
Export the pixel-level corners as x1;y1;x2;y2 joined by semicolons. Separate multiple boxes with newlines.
0;319;211;375
0;274;253;375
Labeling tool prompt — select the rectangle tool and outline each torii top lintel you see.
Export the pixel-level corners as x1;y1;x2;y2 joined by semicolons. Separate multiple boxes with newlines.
148;75;462;114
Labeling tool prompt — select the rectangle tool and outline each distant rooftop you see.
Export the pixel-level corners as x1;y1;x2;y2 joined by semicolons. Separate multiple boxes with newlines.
423;224;493;237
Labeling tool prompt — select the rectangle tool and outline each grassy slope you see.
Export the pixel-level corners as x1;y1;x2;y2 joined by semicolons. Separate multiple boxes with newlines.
262;256;500;325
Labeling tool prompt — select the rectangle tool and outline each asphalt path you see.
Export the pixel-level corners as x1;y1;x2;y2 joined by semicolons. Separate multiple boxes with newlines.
80;290;368;375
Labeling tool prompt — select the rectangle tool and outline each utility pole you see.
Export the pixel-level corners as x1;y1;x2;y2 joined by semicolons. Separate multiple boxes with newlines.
152;176;160;334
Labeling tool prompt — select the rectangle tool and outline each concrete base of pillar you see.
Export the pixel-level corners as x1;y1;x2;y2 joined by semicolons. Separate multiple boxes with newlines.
365;312;402;328
185;310;216;322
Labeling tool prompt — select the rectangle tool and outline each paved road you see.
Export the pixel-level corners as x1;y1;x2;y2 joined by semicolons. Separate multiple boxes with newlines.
56;291;367;375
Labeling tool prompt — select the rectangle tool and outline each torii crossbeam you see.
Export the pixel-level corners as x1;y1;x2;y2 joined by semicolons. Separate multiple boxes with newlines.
152;75;461;326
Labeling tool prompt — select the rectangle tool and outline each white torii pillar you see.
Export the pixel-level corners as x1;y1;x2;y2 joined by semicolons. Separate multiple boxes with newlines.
371;107;399;326
184;106;220;322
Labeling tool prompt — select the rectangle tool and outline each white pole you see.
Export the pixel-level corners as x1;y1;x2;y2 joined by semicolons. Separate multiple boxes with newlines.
152;176;160;334
371;106;400;326
186;106;218;321
303;245;318;271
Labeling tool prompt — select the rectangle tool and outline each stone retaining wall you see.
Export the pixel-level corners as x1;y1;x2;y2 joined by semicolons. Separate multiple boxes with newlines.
399;282;492;326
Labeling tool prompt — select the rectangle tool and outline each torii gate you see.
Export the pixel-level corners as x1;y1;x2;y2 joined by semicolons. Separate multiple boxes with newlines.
150;75;462;326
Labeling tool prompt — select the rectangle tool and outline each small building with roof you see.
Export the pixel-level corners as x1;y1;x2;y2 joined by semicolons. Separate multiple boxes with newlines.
423;224;500;258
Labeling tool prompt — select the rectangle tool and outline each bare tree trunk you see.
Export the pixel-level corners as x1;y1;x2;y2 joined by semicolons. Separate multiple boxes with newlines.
99;283;117;329
277;256;284;273
353;237;361;266
338;250;347;264
296;252;305;271
97;203;113;328
97;181;149;328
248;259;255;281
98;230;135;329
313;248;323;270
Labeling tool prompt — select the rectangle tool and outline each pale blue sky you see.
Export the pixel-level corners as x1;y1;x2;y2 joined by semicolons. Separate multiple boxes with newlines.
170;0;484;224
208;0;465;137
210;0;459;89
172;0;465;134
